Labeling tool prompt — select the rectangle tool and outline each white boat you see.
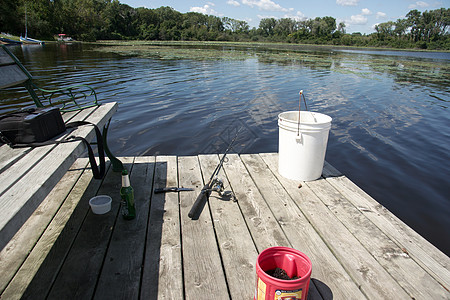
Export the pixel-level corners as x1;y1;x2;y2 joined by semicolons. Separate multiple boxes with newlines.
0;37;22;45
20;6;44;45
20;36;44;44
57;33;73;42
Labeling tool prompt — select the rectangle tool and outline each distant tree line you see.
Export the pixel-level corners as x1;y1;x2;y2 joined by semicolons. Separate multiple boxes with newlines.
373;8;450;49
1;0;449;50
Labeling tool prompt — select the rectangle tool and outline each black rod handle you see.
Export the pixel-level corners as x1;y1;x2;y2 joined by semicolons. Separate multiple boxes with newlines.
188;185;209;219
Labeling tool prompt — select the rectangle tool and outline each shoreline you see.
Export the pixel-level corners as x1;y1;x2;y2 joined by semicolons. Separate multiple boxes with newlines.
90;39;450;53
3;33;449;53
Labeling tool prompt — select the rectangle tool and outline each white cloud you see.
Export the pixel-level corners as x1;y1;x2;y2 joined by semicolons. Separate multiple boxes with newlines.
257;14;278;20
242;0;289;12
190;3;220;15
361;8;371;15
408;1;429;9
348;14;368;25
227;0;240;7
244;17;253;24
283;10;306;21
345;8;371;25
376;12;387;19
336;0;359;6
256;10;305;22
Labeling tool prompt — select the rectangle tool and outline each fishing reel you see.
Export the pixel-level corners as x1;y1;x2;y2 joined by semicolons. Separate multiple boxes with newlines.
210;176;225;195
209;176;236;202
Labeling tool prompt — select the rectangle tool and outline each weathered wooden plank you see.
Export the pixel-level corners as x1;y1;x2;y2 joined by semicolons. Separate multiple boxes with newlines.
0;104;102;191
241;154;365;300
260;153;411;299
0;104;98;199
322;161;342;177
95;156;155;299
322;163;450;290
0;103;112;197
222;154;331;300
4;153;448;300
65;105;98;122
0;47;15;65
0;103;117;250
0;158;103;299
61;109;80;122
0;65;28;88
228;153;334;300
0;143;57;197
0;145;29;174
0;105;97;198
223;154;334;300
305;176;450;299
178;155;229;299
20;160;104;299
222;154;290;251
198;154;258;300
45;157;133;299
0;158;89;295
141;156;183;300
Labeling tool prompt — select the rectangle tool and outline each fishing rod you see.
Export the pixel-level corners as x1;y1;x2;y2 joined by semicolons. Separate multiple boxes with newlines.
188;128;241;219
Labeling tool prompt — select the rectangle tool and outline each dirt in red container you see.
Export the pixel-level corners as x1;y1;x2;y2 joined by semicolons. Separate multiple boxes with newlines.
265;267;300;280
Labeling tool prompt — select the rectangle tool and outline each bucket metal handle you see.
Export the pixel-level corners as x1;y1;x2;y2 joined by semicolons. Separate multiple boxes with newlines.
297;90;317;142
297;90;309;141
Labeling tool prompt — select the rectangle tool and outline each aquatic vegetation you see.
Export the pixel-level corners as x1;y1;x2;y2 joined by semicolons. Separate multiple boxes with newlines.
95;44;254;60
94;41;449;90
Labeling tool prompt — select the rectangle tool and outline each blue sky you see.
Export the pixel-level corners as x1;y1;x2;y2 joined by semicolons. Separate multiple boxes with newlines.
119;0;448;34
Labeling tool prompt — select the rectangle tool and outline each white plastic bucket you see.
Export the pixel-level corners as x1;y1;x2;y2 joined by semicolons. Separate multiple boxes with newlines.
278;111;332;181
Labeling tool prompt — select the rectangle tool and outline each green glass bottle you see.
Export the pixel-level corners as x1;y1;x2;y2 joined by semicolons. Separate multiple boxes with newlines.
120;169;135;220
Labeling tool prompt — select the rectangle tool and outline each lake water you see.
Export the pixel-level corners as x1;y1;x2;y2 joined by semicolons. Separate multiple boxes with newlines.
1;43;449;256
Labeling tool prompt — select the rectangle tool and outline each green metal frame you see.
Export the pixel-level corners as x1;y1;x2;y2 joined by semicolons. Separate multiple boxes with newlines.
1;45;123;172
103;119;124;172
3;45;99;112
25;80;100;112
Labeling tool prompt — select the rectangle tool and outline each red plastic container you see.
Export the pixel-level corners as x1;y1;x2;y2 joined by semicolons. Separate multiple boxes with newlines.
255;247;312;300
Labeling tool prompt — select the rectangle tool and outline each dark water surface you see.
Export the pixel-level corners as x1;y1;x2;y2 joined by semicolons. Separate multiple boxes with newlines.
1;43;449;255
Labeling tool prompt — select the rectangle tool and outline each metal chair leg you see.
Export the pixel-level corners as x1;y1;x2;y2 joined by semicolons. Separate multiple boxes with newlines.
102;119;123;172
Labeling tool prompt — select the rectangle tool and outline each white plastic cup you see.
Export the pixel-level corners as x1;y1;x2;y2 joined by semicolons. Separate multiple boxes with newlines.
89;195;112;214
278;111;332;181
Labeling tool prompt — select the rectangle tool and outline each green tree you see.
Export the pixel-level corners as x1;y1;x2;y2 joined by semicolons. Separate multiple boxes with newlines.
19;0;55;39
259;18;276;36
375;21;395;41
2;2;448;50
183;12;207;29
274;18;297;37
101;0;137;39
433;8;450;36
407;9;422;42
321;16;337;37
206;15;224;32
337;21;346;34
155;6;182;40
231;20;249;33
0;0;21;35
135;7;159;39
426;8;450;40
393;18;408;39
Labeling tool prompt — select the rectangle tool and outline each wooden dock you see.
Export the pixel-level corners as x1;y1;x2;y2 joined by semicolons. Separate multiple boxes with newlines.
1;153;449;299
